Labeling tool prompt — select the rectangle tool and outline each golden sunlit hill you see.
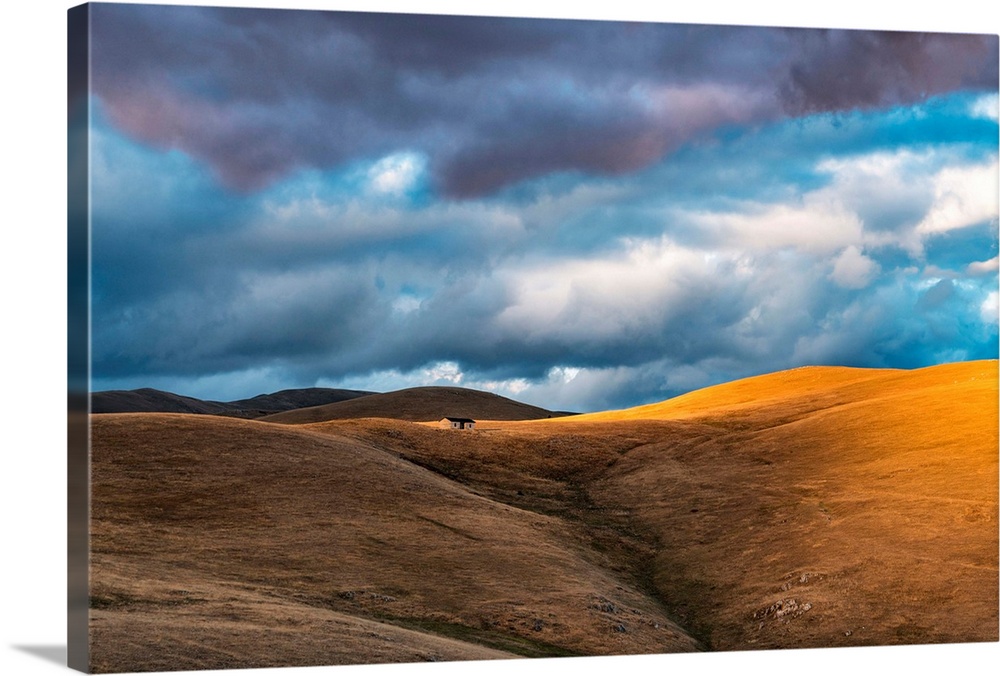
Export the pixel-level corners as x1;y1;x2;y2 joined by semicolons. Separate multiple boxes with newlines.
259;385;566;423
565;359;1000;648
88;360;998;672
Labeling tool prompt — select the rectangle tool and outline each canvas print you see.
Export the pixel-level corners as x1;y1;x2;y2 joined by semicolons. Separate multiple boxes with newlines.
68;2;1000;673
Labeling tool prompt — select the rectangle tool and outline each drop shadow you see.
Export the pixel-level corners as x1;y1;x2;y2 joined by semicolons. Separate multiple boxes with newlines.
12;644;67;666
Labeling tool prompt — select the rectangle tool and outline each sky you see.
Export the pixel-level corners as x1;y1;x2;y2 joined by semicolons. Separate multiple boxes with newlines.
84;2;1000;412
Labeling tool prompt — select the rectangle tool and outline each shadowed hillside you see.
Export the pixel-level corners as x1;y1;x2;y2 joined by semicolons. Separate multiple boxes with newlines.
90;414;698;672
91;388;234;415
91;387;373;417
226;387;374;415
260;386;565;424
89;360;997;671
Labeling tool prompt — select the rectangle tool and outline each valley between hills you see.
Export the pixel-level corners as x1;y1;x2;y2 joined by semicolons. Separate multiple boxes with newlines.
87;360;999;672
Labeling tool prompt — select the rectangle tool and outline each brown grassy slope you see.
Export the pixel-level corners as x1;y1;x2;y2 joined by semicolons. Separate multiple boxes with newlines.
91;568;513;672
574;360;999;649
305;361;998;650
90;360;998;670
89;413;698;673
260;386;561;424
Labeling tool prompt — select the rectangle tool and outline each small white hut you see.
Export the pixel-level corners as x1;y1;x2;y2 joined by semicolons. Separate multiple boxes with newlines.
440;416;476;430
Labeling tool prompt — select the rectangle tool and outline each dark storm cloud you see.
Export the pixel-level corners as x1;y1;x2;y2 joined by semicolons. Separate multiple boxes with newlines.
89;4;997;197
781;29;1000;114
91;259;388;380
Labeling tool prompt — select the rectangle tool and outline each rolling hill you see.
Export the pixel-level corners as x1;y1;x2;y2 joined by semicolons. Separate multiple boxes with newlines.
226;387;374;414
87;360;998;671
571;360;999;648
91;387;234;415
91;386;373;417
89;413;698;672
260;385;565;423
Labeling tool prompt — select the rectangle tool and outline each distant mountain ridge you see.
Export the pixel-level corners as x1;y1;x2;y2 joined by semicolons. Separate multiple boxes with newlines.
91;387;374;418
91;384;568;422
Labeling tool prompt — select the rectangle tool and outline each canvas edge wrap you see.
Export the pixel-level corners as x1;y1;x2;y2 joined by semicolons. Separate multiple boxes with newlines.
68;3;92;672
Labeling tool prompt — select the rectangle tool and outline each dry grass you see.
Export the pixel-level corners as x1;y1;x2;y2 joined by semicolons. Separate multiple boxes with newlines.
259;386;563;424
89;360;998;671
90;414;698;672
549;360;1000;648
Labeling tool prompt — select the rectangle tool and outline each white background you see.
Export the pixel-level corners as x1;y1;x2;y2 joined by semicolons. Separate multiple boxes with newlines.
1;1;997;675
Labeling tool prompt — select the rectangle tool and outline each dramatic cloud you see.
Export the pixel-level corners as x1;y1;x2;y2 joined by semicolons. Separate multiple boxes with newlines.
86;6;999;411
89;4;998;197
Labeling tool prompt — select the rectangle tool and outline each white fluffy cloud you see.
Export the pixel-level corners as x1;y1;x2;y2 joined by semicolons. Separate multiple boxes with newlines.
830;245;880;289
675;150;997;261
968;257;1000;276
494;237;738;340
916;162;999;236
367;152;426;195
970;93;1000;122
683;198;864;255
981;291;999;325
